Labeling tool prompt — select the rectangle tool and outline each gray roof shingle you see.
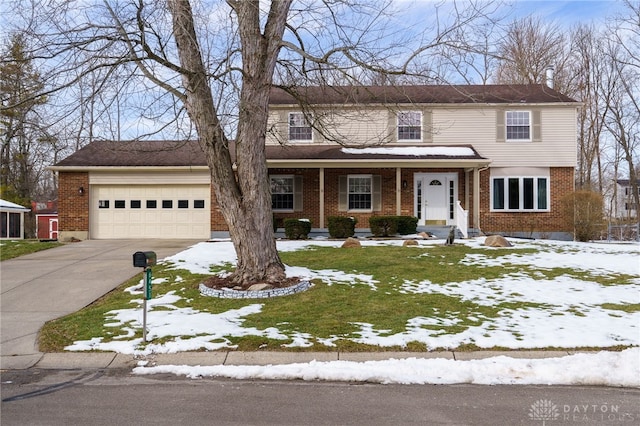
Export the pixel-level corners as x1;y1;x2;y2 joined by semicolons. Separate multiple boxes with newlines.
269;84;577;105
53;140;488;167
54;140;207;167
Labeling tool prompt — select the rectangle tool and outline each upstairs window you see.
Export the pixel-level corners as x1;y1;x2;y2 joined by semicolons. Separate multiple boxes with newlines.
288;112;312;142
506;111;531;141
397;111;422;141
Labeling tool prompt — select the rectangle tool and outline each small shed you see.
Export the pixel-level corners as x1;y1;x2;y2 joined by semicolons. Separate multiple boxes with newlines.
33;201;58;240
0;199;31;239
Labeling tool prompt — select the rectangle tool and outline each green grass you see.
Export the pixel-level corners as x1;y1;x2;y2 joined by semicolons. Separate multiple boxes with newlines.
600;303;640;313
38;243;638;353
0;239;62;261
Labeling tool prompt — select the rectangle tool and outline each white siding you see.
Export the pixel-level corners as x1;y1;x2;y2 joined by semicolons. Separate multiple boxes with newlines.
432;107;577;167
267;104;577;168
267;107;392;145
90;170;210;185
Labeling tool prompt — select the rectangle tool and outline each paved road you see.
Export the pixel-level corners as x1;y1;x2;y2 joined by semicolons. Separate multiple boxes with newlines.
2;368;639;425
1;239;200;369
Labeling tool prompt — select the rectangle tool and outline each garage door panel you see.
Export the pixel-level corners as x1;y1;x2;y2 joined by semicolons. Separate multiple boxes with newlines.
90;185;210;239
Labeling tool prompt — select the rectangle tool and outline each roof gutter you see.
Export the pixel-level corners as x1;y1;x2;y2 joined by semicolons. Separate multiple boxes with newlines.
266;158;492;169
47;165;210;172
49;159;492;172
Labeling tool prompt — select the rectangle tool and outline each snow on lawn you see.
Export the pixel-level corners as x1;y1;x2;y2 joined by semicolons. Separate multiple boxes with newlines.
67;237;640;385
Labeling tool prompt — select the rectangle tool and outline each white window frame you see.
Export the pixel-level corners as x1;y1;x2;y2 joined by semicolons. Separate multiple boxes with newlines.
505;111;532;142
347;174;373;211
270;175;295;212
491;176;550;212
288;112;313;142
397;111;422;142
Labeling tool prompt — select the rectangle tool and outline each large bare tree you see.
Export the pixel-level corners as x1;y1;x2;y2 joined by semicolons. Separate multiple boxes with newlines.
603;1;640;227
5;0;498;285
494;16;569;89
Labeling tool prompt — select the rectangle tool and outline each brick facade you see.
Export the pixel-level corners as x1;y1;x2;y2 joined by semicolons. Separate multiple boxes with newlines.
269;167;469;230
210;184;228;231
58;166;574;239
271;169;321;228
266;166;573;236
479;167;574;236
58;172;90;232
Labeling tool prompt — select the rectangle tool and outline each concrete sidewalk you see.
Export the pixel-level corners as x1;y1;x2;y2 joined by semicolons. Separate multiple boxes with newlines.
17;349;593;371
1;239;200;370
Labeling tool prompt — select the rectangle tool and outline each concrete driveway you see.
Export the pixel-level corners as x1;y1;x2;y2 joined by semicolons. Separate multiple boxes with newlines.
1;239;200;369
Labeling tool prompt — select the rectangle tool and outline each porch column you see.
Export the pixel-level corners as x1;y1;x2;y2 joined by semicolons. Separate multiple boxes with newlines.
319;168;325;229
473;167;481;231
465;170;470;213
396;167;402;215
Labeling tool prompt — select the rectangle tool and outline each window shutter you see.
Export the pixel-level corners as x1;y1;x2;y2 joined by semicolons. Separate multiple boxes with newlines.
388;110;397;143
422;110;432;143
532;110;541;142
279;110;288;143
338;176;348;211
496;109;505;142
293;175;303;211
372;175;382;211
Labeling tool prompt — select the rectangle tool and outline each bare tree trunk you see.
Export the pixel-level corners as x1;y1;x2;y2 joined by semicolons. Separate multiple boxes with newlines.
168;0;289;285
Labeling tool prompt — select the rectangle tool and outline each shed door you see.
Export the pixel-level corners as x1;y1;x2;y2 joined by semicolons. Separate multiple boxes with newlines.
49;218;58;239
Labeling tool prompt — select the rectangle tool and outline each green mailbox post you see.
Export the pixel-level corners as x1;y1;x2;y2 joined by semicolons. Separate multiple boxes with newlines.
133;251;157;342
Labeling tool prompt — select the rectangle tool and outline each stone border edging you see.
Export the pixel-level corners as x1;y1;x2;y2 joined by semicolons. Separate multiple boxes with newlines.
199;280;312;299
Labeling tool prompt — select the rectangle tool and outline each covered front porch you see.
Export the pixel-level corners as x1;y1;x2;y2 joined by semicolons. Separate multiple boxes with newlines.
266;144;491;239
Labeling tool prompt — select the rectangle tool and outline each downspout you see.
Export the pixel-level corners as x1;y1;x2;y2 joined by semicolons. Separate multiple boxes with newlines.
319;168;325;229
474;166;490;235
396;167;402;216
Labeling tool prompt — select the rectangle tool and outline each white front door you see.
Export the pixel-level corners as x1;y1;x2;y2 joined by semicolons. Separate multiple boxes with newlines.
415;173;458;226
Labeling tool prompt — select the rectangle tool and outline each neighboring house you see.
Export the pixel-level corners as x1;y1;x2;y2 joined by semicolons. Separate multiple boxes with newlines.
614;179;639;219
32;200;59;240
0;199;31;239
51;84;579;241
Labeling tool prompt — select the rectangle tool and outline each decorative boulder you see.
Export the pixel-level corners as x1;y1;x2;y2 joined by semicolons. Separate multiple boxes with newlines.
247;283;274;291
342;237;362;248
403;239;419;246
484;235;513;247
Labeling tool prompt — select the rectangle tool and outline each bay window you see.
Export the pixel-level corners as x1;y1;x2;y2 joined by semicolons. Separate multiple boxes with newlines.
492;177;548;211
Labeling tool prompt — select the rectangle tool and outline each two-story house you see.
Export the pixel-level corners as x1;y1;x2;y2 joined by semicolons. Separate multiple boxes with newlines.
614;179;639;219
51;84;578;241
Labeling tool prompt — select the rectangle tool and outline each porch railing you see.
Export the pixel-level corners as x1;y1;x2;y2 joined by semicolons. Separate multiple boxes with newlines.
456;200;468;239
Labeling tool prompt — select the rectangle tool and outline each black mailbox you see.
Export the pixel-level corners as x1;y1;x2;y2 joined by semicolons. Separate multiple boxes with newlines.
133;251;157;268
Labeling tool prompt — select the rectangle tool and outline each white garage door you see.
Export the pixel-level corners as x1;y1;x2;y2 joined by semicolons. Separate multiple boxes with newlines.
90;185;210;239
